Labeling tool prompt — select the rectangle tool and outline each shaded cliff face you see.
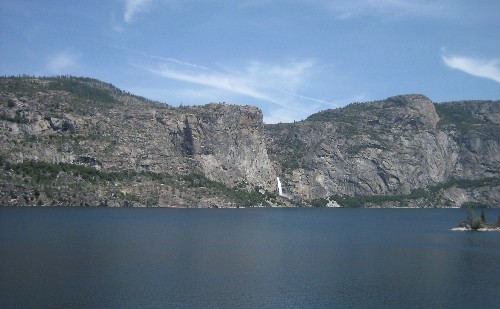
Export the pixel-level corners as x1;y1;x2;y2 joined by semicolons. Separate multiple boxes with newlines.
0;77;276;201
265;95;499;206
174;104;276;190
83;102;276;190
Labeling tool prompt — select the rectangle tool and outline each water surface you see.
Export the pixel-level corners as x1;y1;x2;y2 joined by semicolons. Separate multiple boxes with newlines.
1;207;499;308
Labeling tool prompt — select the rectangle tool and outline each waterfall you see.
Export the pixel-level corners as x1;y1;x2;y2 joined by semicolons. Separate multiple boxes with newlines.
277;177;283;196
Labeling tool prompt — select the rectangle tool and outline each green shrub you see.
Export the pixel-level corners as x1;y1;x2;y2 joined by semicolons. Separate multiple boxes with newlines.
462;201;488;209
311;198;328;207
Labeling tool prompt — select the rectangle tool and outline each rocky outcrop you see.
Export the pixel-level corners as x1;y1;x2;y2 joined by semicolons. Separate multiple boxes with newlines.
1;77;498;207
265;95;499;207
0;77;276;193
185;104;276;190
452;208;500;231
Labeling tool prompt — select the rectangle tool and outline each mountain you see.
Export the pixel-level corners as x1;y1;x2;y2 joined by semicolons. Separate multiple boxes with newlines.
266;95;499;207
1;76;498;207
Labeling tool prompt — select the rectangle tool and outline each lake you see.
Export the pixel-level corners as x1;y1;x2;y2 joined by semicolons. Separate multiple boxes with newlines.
1;207;499;308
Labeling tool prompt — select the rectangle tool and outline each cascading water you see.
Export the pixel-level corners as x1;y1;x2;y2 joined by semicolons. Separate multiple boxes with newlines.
277;177;283;197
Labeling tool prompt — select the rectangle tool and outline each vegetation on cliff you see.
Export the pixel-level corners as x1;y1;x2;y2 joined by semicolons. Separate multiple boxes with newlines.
1;76;499;207
0;157;278;207
318;178;499;208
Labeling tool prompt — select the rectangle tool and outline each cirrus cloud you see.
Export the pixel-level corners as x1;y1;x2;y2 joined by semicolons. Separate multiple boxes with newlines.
146;57;325;113
46;50;81;74
295;0;453;20
442;53;500;84
124;0;153;23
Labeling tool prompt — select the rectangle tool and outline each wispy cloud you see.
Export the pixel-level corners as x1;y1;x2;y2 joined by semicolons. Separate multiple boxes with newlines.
116;46;342;122
152;67;274;102
145;57;325;113
442;53;500;83
316;0;451;19
46;50;81;74
124;0;153;23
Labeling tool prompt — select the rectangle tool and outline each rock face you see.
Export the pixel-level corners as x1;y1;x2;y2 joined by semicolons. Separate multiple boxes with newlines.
84;103;276;190
265;94;499;207
0;77;276;190
0;77;498;207
177;104;276;190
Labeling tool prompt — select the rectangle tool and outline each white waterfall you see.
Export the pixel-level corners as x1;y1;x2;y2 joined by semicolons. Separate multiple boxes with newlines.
277;177;283;196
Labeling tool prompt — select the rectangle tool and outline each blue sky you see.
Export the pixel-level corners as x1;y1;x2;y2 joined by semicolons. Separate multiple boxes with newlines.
1;0;499;123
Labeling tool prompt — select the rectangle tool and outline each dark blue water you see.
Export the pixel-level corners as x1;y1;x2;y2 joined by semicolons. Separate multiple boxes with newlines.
1;208;499;308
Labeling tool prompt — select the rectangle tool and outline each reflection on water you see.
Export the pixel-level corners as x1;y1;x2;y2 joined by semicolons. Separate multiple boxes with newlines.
1;208;499;307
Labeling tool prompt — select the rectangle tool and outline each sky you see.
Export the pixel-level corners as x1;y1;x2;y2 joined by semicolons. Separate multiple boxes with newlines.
1;0;499;123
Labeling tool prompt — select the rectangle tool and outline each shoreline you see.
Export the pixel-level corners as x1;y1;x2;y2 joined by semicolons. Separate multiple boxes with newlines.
451;226;500;232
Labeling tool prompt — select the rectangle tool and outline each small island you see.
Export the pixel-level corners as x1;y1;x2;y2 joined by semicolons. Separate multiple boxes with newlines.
452;208;500;231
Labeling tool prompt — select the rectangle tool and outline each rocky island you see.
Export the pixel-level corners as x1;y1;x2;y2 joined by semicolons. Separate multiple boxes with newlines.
1;76;499;207
452;208;500;231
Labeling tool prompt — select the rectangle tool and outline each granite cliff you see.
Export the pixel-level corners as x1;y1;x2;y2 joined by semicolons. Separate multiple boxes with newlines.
267;95;499;207
1;76;498;207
